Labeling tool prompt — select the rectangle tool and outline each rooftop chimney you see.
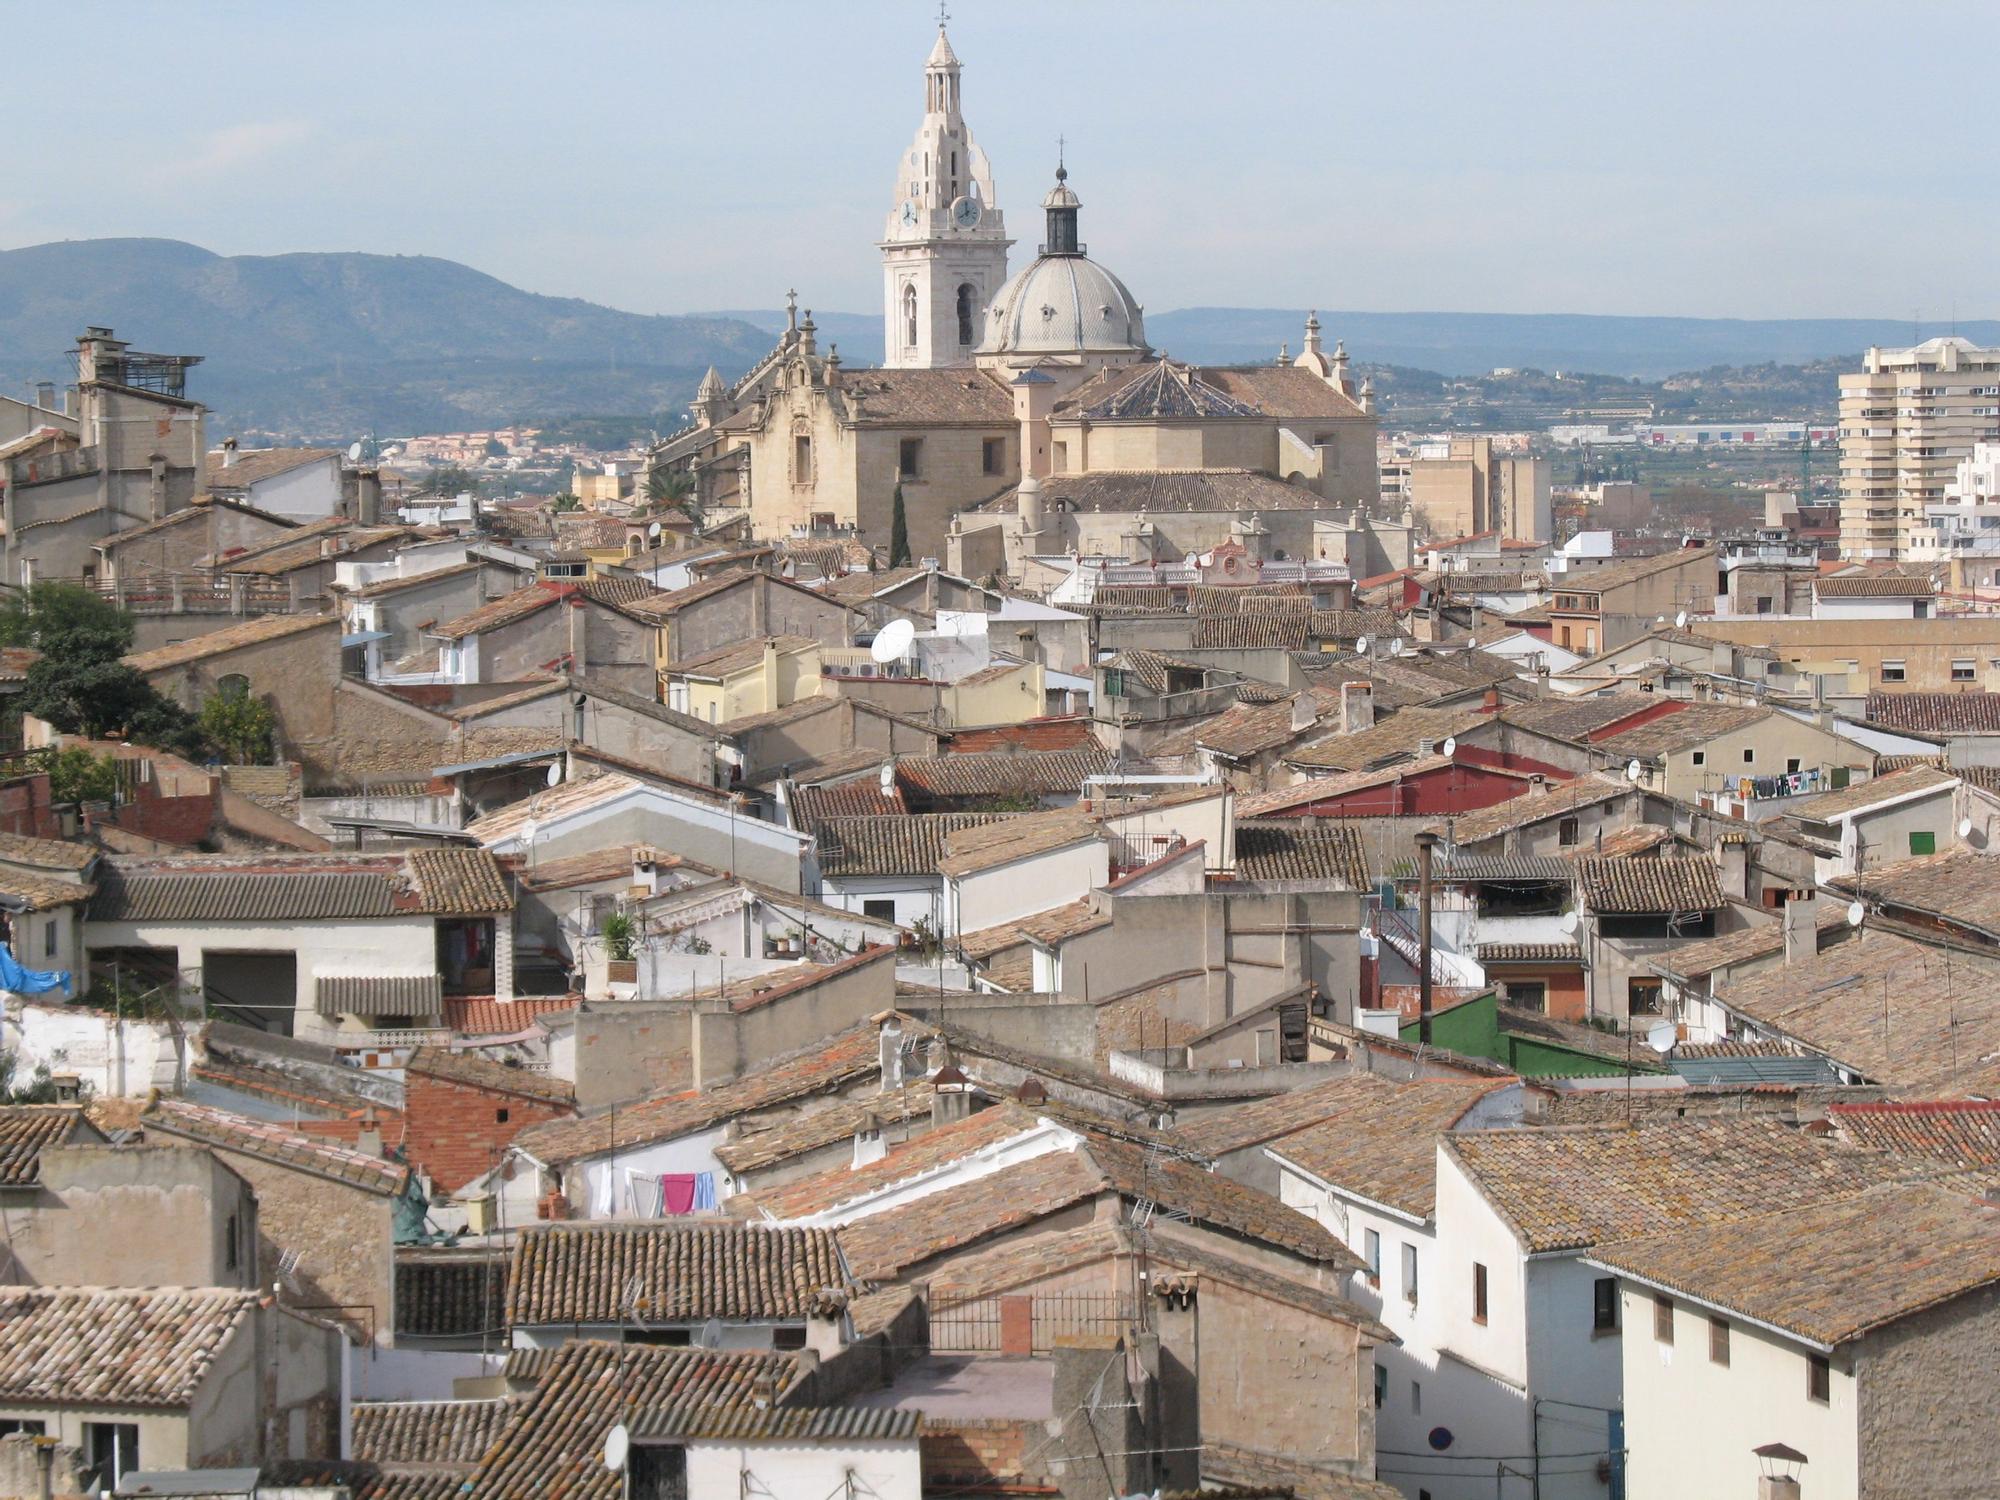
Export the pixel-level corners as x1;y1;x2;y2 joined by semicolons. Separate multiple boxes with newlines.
1340;679;1375;733
221;437;238;469
878;1017;905;1090
1290;694;1318;734
356;1107;383;1159
852;1109;886;1169
34;381;54;411
355;468;382;526
1783;891;1819;965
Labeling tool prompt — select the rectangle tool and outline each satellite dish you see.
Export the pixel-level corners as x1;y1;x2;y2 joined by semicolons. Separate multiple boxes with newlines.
1560;911;1581;935
870;618;916;663
1391;638;1408;656
1625;759;1643;782
1441;737;1457;758
879;762;896;796
1846;900;1865;928
602;1424;630;1473
1354;635;1372;657
520;819;538;846
1674;610;1688;629
1958;817;1975;840
546;762;563;788
1645;1020;1678;1054
648;521;662;538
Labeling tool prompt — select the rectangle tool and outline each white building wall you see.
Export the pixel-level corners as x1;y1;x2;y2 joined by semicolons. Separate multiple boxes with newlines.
246;459;345;520
1616;1285;1857;1500
946;841;1110;935
1274;1155;1535;1500
568;1124;731;1220
685;1438;922;1500
0;1000;187;1097
818;874;944;933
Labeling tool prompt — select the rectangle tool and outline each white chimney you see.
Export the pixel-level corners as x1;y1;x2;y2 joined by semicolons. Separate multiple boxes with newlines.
878;1017;904;1089
1783;892;1819;965
221;437;238;469
1290;694;1318;734
852;1109;886;1169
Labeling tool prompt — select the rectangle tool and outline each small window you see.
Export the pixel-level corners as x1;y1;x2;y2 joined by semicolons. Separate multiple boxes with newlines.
1786;758;1802;774
899;438;923;479
1881;659;1907;683
1557;817;1579;847
1910;830;1937;856
1743;747;1755;764
982;437;1004;475
1653;1294;1675;1345
1953;659;1977;682
1709;1315;1731;1366
225;1212;239;1272
85;1423;140;1493
0;1420;45;1437
793;434;812;480
862;899;897;922
1807;1353;1831;1403
1593;1277;1618;1332
1411;1379;1423;1414
44;921;56;958
1629;979;1664;1016
1691;751;1706;766
1401;1242;1419;1305
772;1326;808;1351
1472;1262;1489;1325
496;1107;510;1125
1374;1364;1388;1409
1363;1228;1381;1282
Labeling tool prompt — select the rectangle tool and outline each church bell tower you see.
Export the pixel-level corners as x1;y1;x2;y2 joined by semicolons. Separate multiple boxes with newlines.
879;18;1011;369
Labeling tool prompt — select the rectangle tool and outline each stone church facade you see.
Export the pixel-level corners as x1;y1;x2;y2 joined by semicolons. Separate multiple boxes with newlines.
648;19;1383;577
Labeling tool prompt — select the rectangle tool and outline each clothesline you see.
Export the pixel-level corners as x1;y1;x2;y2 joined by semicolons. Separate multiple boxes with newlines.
625;1169;719;1218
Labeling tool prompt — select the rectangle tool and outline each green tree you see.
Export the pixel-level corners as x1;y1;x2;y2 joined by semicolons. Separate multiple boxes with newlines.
40;746;117;805
645;468;702;529
600;911;637;962
889;485;911;567
198;683;277;763
0;581;134;654
547;492;581;513
429;464;476;497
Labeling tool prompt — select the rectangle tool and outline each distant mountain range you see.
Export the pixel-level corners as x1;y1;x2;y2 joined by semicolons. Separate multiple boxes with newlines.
4;238;1991;442
726;307;2000;383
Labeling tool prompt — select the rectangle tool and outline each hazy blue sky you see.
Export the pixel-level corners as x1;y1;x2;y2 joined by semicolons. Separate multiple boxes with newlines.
9;1;1994;322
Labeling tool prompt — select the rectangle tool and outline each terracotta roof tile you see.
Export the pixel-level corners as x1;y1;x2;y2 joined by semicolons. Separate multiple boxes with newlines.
394;1248;510;1339
0;1104;92;1185
352;1397;520;1467
1285;705;1488;772
1828;849;2000;939
1709;929;2000;1095
712;1082;935;1176
0;1287;260;1407
1250;1077;1508;1219
1433;776;1628;845
510;1021;886;1165
1447;1117;1920;1254
1232;819;1368;887
1864;691;2000;734
0;831;93;872
459;1343;805;1500
938;812;1101;877
1590;1179;1998;1348
896;746;1110;801
443;995;578;1035
1827;1100;2000;1167
145;1097;411;1195
505;1222;849;1325
813;812;1006;876
123;612;338;672
1575;855;1722;913
406;1047;576;1107
430;582;572;640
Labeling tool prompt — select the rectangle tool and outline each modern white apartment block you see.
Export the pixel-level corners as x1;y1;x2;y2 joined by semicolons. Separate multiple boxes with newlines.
1838;337;2000;560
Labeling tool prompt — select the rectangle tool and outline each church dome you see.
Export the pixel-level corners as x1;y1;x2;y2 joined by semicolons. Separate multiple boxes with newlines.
976;167;1148;361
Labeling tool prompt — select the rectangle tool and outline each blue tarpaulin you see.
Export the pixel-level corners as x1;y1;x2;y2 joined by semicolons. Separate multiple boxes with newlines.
0;942;69;995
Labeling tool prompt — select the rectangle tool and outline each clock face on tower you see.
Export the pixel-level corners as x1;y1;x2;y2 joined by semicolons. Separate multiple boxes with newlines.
900;199;919;228
951;195;982;231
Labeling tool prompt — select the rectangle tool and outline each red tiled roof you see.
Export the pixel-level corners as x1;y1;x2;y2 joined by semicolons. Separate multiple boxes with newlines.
443;995;579;1035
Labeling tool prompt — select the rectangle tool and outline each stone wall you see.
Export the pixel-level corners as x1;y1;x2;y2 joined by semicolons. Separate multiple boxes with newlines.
209;1145;396;1348
1857;1282;2000;1498
405;1068;575;1192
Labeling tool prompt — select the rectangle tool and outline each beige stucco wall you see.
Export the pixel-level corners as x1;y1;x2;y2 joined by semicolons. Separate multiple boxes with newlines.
1617;1284;1857;1500
3;1145;255;1288
1855;1283;2000;1499
1695;618;2000;695
144;619;343;773
207;1145;397;1348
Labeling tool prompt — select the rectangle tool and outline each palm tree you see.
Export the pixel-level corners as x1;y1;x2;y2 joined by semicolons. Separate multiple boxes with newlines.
645;467;702;530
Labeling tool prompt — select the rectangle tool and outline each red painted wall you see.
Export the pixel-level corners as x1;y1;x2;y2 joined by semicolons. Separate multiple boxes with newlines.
405;1071;575;1192
1297;764;1543;818
1582;698;1686;743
